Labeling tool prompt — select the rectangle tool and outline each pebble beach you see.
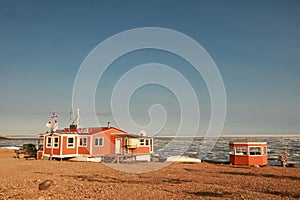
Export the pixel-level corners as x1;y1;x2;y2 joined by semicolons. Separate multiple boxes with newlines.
1;149;299;199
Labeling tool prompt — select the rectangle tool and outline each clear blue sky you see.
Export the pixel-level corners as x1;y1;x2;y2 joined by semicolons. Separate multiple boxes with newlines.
0;0;299;135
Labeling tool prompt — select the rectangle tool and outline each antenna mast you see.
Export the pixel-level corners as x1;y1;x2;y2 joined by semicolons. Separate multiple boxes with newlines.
76;108;81;128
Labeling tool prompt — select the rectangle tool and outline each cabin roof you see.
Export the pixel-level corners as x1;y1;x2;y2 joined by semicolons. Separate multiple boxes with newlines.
111;133;152;138
229;141;267;145
42;126;153;139
61;126;126;134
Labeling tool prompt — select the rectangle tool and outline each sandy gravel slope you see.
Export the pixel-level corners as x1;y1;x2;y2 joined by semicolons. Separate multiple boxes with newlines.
0;149;299;199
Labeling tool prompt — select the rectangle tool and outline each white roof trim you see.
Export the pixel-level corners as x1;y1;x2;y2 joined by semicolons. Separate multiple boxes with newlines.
230;142;267;145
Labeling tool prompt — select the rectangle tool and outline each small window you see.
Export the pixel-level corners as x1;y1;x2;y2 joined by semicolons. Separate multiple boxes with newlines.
249;146;262;155
79;137;87;147
235;146;247;155
145;139;149;146
46;137;52;148
53;137;59;148
262;146;267;155
67;137;75;148
140;139;145;146
94;138;104;147
150;138;153;152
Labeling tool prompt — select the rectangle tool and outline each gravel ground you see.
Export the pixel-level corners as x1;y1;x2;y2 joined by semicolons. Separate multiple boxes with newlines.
0;149;299;199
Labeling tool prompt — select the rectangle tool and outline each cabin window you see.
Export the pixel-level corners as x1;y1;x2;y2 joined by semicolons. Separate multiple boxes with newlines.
140;139;150;146
79;137;87;147
53;137;59;148
249;146;262;155
235;146;247;155
150;138;153;152
94;137;104;147
46;137;52;148
67;137;75;148
261;146;267;155
140;139;145;146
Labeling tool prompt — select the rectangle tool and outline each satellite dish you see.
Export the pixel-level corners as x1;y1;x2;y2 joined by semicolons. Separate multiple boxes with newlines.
140;130;146;136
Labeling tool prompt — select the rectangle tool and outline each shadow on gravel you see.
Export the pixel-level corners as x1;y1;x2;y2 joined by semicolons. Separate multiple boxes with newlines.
162;178;191;184
221;171;300;198
221;171;300;181
186;191;231;197
262;189;300;199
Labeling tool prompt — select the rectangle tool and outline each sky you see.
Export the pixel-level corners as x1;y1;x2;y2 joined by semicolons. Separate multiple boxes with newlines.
0;0;300;136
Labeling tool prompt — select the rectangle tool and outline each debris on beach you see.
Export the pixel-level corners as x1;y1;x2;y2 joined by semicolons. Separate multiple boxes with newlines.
39;180;53;190
166;155;201;163
279;151;288;167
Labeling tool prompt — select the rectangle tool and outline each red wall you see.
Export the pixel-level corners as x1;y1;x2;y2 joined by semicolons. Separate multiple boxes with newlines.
230;143;268;166
131;146;151;154
43;134;77;156
61;136;77;155
78;136;90;155
91;129;125;156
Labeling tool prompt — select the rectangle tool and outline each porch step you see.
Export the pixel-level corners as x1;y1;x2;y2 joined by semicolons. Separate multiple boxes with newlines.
101;155;136;163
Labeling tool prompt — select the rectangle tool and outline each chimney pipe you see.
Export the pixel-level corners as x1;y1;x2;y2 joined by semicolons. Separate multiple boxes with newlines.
107;122;111;128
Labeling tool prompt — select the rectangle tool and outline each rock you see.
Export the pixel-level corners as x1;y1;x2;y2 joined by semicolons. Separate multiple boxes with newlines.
39;180;53;190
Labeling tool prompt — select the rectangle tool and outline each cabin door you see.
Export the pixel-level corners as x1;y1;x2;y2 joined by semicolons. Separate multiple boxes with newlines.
115;138;122;155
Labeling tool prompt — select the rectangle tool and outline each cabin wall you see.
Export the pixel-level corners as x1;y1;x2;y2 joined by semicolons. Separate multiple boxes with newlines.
42;128;154;159
91;133;110;155
43;134;62;156
229;143;268;166
78;135;91;155
91;132;118;156
131;146;151;155
248;155;268;166
61;135;77;155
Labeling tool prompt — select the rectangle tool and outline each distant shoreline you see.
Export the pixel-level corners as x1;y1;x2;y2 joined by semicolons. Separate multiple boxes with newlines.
1;135;299;139
0;135;38;139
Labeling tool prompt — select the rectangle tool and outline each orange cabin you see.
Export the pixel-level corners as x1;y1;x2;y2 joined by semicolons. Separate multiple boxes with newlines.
41;126;153;160
229;141;268;166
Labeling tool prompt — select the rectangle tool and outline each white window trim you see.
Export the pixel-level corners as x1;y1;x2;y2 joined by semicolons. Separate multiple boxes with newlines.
46;137;52;148
140;138;150;147
79;137;87;147
150;138;153;153
249;146;265;156
235;146;247;156
67;136;75;149
145;139;150;147
94;137;104;147
140;139;144;146
53;136;59;149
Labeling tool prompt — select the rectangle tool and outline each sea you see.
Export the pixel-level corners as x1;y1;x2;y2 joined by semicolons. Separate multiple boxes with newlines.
1;136;299;166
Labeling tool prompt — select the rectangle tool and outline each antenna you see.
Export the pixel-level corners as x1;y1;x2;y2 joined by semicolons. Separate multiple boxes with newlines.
69;108;83;128
76;108;82;128
69;110;74;125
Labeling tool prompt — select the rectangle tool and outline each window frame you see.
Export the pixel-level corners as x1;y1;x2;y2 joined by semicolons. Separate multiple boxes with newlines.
79;137;87;147
53;136;59;148
140;139;145;146
46;137;52;148
67;136;75;149
145;139;149;146
249;146;263;156
235;146;247;155
150;138;153;153
140;138;151;147
94;137;104;147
